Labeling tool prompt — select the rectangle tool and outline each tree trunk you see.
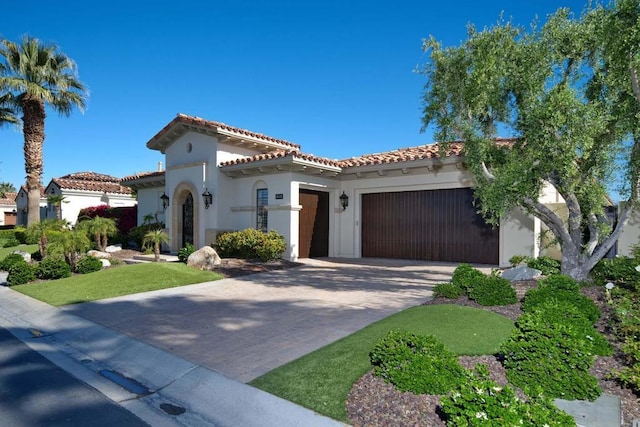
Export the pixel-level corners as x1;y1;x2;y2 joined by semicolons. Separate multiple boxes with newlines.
561;244;590;282
154;243;160;262
21;96;46;226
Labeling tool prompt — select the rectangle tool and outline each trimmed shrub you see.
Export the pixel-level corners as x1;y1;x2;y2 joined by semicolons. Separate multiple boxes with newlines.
369;330;466;395
75;255;103;274
0;253;27;271
526;256;561;275
591;256;640;287
522;285;600;323
7;262;36;286
433;282;464;299
35;257;72;280
468;275;517;306
0;229;17;240
178;243;195;263
500;310;601;401
538;274;580;292
452;263;485;292
215;229;286;262
2;238;20;248
441;364;576;427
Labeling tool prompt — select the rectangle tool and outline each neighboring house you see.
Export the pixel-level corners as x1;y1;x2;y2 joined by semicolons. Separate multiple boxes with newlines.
15;186;47;226
124;113;639;265
0;192;18;226
16;173;137;226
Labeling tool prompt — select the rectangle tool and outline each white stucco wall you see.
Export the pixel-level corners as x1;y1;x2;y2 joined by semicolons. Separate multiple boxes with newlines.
618;207;640;257
135;187;166;225
55;191;137;225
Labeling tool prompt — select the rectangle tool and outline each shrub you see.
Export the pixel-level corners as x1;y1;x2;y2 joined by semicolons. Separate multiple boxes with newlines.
433;282;464;299
0;253;27;271
508;254;527;266
215;229;286;262
35;257;72;280
529;300;612;356
75;256;103;274
7;262;36;286
2;238;20;248
178;243;195;263
128;222;165;249
13;227;28;244
500;310;601;401
612;336;640;393
591;256;640;287
538;274;580;292
451;263;485;293
522;285;600;323
441;364;576;427
468;275;517;306
526;256;561;275
369;330;466;395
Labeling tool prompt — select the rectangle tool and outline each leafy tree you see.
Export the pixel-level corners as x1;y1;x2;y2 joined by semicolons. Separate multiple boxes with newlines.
142;229;169;262
25;218;68;257
77;216;118;251
0;35;88;226
46;194;67;220
420;2;639;281
47;228;91;271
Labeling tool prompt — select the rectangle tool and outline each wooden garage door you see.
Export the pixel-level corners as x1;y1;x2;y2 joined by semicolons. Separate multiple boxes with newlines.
361;188;498;264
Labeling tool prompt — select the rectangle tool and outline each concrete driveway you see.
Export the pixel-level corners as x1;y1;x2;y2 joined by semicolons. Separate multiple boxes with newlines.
63;258;460;383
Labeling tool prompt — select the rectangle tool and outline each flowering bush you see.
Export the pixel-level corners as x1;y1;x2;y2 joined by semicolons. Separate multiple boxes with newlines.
441;364;576;426
77;205;137;236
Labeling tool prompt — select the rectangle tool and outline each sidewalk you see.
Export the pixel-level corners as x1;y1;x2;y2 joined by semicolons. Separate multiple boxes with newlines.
0;285;345;427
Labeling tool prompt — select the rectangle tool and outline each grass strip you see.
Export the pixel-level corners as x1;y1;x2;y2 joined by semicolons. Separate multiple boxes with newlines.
250;304;514;422
12;262;222;306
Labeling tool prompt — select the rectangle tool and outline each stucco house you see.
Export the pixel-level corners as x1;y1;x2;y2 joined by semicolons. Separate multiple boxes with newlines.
16;172;137;226
124;113;572;266
0;192;17;226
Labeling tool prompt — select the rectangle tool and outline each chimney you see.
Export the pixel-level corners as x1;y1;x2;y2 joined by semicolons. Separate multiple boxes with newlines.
158;161;163;172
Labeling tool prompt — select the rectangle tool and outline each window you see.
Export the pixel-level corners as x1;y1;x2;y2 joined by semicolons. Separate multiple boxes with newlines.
256;188;268;232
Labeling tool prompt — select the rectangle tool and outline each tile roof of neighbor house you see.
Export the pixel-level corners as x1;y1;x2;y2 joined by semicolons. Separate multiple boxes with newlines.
51;172;133;195
147;113;301;151
0;192;17;206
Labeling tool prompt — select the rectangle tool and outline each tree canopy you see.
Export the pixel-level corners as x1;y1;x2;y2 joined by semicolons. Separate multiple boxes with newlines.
421;0;640;280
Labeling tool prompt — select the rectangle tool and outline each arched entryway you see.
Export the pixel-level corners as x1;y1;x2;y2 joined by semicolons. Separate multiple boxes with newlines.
171;182;200;252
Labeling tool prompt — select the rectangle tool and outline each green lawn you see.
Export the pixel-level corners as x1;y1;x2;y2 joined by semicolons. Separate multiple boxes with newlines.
13;262;223;306
250;304;514;422
0;244;38;260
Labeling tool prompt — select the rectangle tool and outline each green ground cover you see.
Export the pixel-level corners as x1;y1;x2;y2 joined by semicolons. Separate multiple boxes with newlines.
250;304;514;422
0;244;38;260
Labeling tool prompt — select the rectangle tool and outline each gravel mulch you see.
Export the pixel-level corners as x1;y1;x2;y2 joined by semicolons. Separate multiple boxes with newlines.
346;280;640;427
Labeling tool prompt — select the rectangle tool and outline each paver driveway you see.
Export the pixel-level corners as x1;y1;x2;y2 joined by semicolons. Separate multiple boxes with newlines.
63;258;461;382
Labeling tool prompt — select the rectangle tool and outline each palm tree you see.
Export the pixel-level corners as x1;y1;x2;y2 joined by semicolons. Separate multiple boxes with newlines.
0;181;16;197
77;216;118;251
0;35;88;225
25;218;68;257
0;93;18;127
142;229;169;262
47;228;91;271
46;194;67;220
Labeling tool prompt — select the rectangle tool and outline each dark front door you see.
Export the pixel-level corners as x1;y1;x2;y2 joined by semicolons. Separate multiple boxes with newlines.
361;188;499;264
298;189;329;258
182;193;194;247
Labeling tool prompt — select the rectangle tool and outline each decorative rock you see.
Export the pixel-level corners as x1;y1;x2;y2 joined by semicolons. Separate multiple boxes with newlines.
501;266;542;281
187;246;222;270
105;244;122;253
87;250;111;259
100;259;111;268
12;250;31;263
0;271;7;285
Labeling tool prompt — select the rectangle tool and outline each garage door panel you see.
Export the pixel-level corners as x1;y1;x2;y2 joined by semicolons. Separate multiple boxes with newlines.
361;188;498;264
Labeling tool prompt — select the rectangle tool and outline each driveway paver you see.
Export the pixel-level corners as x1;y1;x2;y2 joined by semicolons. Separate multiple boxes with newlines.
63;258;464;382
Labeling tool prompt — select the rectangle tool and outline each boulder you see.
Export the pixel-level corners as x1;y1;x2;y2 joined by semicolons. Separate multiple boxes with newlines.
105;244;122;253
100;259;111;268
501;266;542;281
187;246;222;270
12;250;31;263
0;271;7;285
87;250;111;259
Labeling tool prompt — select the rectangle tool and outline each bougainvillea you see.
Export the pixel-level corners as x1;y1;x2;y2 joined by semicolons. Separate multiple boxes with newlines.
77;205;137;235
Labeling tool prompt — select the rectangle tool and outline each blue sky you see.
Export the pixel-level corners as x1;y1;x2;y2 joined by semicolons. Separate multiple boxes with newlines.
1;0;591;194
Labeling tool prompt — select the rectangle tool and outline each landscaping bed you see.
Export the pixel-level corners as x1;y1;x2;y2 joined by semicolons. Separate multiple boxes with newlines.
346;281;640;427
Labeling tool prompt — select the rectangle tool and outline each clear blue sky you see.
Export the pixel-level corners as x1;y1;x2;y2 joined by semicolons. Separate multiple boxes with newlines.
1;0;591;193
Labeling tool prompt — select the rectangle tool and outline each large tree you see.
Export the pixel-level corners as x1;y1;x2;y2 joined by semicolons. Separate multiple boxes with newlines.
0;35;88;225
421;1;640;281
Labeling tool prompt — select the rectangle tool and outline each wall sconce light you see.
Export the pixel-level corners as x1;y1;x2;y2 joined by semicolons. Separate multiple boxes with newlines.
22;207;28;213
202;189;213;209
160;192;170;211
339;191;349;211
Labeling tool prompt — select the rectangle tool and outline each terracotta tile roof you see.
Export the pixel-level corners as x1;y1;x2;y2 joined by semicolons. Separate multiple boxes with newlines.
219;149;342;168
338;142;465;167
52;172;133;195
122;171;165;182
148;113;301;151
0;192;17;206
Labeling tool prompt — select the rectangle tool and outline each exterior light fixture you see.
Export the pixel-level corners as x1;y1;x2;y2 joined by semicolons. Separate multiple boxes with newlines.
160;192;170;211
202;189;213;209
339;191;349;211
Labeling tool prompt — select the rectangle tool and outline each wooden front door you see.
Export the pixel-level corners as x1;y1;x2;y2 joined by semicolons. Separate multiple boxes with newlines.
298;189;329;258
